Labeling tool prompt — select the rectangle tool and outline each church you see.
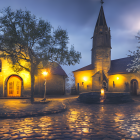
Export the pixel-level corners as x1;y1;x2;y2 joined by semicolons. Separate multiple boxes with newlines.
73;3;140;95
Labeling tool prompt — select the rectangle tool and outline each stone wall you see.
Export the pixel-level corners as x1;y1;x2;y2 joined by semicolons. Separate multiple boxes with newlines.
92;47;111;74
0;58;31;97
73;70;94;93
108;73;140;95
0;58;66;97
34;74;65;96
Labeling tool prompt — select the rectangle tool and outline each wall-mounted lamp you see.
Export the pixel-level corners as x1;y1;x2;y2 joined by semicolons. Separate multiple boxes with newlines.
83;77;87;81
101;88;105;97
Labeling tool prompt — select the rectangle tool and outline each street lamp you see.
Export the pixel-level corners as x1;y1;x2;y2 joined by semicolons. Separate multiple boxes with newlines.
100;88;105;103
42;71;48;100
101;88;104;97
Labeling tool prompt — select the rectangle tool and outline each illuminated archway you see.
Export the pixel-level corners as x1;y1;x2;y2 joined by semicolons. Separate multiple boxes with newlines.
4;75;23;97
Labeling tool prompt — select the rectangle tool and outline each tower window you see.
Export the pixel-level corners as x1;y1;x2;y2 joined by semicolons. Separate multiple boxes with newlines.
99;29;103;34
99;31;103;35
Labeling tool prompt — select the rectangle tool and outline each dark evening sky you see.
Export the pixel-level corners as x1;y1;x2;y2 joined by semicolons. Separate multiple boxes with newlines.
0;0;140;76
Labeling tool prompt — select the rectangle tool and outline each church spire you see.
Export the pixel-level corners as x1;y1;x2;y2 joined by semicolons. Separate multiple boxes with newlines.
100;0;104;5
91;0;111;71
95;0;107;27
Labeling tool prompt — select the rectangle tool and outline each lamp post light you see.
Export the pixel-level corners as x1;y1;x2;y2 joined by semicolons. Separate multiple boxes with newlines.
100;88;105;103
42;71;48;100
101;88;105;97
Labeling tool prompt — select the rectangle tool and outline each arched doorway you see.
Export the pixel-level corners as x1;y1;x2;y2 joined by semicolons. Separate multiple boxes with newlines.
102;81;108;91
130;79;138;95
7;75;22;97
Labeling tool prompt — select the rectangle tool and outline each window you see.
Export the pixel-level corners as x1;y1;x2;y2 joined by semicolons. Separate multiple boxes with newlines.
0;59;1;72
99;31;103;35
113;81;115;88
99;77;100;82
87;85;89;90
82;82;84;85
77;83;79;91
99;29;103;34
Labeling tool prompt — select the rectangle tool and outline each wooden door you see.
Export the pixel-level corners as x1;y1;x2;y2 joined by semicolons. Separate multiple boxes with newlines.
133;81;137;95
130;79;138;95
7;76;21;97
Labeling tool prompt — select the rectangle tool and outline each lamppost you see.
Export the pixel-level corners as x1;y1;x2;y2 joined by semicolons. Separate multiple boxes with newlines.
100;88;105;103
42;71;48;100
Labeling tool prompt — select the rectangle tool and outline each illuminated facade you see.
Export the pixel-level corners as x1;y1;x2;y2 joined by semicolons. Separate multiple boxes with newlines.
0;58;67;97
73;5;140;95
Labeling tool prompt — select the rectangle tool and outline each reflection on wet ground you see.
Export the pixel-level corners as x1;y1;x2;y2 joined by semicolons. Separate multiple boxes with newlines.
1;98;140;139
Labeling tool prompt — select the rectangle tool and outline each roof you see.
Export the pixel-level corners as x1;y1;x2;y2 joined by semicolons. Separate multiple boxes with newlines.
43;62;67;77
96;6;107;27
102;70;108;81
51;63;67;77
108;56;133;75
92;70;108;82
73;64;93;72
73;57;134;75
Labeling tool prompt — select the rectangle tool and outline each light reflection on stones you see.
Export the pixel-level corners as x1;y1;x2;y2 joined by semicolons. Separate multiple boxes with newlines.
1;100;140;139
113;111;140;138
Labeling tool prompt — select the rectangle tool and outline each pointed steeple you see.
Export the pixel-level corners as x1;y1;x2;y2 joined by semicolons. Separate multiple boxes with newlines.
95;5;107;27
91;0;111;72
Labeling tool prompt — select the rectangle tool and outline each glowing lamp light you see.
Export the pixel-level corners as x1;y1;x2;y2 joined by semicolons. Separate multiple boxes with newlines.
117;77;119;80
101;88;104;97
42;71;48;76
83;77;87;81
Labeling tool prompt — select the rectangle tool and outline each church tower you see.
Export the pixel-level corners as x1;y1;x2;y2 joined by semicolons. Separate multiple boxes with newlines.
91;1;111;74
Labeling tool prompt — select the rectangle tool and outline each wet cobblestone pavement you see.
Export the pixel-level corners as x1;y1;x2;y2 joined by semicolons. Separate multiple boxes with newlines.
0;98;67;119
0;96;140;139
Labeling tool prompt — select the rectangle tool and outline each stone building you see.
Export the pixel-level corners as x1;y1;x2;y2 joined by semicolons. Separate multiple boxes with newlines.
73;4;139;95
0;58;67;97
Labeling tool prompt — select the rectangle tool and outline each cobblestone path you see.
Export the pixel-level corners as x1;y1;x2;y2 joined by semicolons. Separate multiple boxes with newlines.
1;98;140;140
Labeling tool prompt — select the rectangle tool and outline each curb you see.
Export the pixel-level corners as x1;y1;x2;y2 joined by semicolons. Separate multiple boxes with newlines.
0;101;67;119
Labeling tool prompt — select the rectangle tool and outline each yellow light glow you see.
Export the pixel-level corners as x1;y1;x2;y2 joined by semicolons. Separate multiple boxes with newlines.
101;88;104;96
117;77;119;80
42;71;48;76
83;77;87;81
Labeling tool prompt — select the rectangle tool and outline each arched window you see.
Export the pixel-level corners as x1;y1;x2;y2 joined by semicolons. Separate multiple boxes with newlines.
0;59;1;72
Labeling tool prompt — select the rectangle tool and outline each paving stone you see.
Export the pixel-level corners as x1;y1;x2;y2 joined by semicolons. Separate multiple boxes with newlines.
0;96;140;139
